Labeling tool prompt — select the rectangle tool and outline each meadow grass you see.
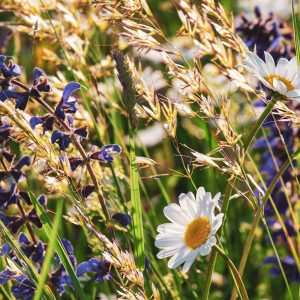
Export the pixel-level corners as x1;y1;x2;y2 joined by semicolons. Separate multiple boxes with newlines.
0;0;299;299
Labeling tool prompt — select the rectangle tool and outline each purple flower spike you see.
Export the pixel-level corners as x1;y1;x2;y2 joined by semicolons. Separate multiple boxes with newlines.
0;56;21;78
19;192;32;205
12;275;35;300
81;184;95;198
18;232;35;257
0;212;11;227
30;115;54;134
0;269;15;285
68;157;83;171
14;156;30;170
264;256;300;282
50;267;73;296
0;89;30;111
32;67;51;94
18;232;45;264
0;122;12;145
55;82;80;121
27;208;43;229
38;194;47;207
51;130;71;151
55;239;76;267
62;82;81;103
89;144;122;163
76;258;111;283
112;212;131;228
0;155;30;184
74;126;88;140
29;116;43;129
0;184;18;208
32;242;45;264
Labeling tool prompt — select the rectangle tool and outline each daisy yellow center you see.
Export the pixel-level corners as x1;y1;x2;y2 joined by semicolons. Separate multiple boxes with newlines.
265;74;294;91
184;217;211;249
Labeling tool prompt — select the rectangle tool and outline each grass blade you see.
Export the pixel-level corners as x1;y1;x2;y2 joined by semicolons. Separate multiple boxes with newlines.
28;192;87;300
214;245;249;300
33;200;62;300
292;0;300;63
129;122;145;270
0;221;55;300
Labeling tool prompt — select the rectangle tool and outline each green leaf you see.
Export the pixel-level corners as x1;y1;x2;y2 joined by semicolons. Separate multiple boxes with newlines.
28;192;87;300
129;122;145;270
33;200;62;300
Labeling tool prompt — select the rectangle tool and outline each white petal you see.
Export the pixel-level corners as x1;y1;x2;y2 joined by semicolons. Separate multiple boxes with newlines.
167;246;191;269
276;58;289;78
155;235;184;248
273;78;287;94
206;236;217;246
286;90;300;98
264;52;276;74
207;199;216;219
200;192;211;217
157;223;184;234
293;72;300;88
212;192;221;210
258;77;273;90
212;192;221;205
198;244;212;256
163;204;189;226
211;213;224;234
182;250;199;272
179;193;198;220
198;236;216;256
246;51;269;77
157;246;181;259
196;187;206;201
243;60;260;74
287;56;298;80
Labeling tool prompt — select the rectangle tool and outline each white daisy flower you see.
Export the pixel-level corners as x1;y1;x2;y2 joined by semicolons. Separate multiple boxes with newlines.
155;187;224;272
242;51;300;101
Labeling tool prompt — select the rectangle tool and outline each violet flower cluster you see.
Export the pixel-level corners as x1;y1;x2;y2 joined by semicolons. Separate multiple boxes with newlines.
0;56;128;298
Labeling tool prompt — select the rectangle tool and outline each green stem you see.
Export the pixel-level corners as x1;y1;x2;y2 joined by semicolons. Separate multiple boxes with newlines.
230;147;300;300
202;96;278;299
214;245;249;300
243;96;278;151
202;182;233;299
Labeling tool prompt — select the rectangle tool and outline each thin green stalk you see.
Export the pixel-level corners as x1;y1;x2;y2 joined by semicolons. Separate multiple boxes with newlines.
129;122;145;270
214;245;249;300
0;286;11;300
202;182;232;299
33;201;62;300
261;127;300;262
243;96;278;152
292;0;300;63
0;221;55;300
230;148;300;300
202;96;278;299
28;192;87;300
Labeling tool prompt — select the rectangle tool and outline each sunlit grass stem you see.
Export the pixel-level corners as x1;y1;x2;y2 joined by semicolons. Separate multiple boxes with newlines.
230;147;300;300
202;95;278;299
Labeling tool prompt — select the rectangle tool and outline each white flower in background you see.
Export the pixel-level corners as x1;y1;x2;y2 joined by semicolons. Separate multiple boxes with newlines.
155;187;223;272
242;51;300;101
